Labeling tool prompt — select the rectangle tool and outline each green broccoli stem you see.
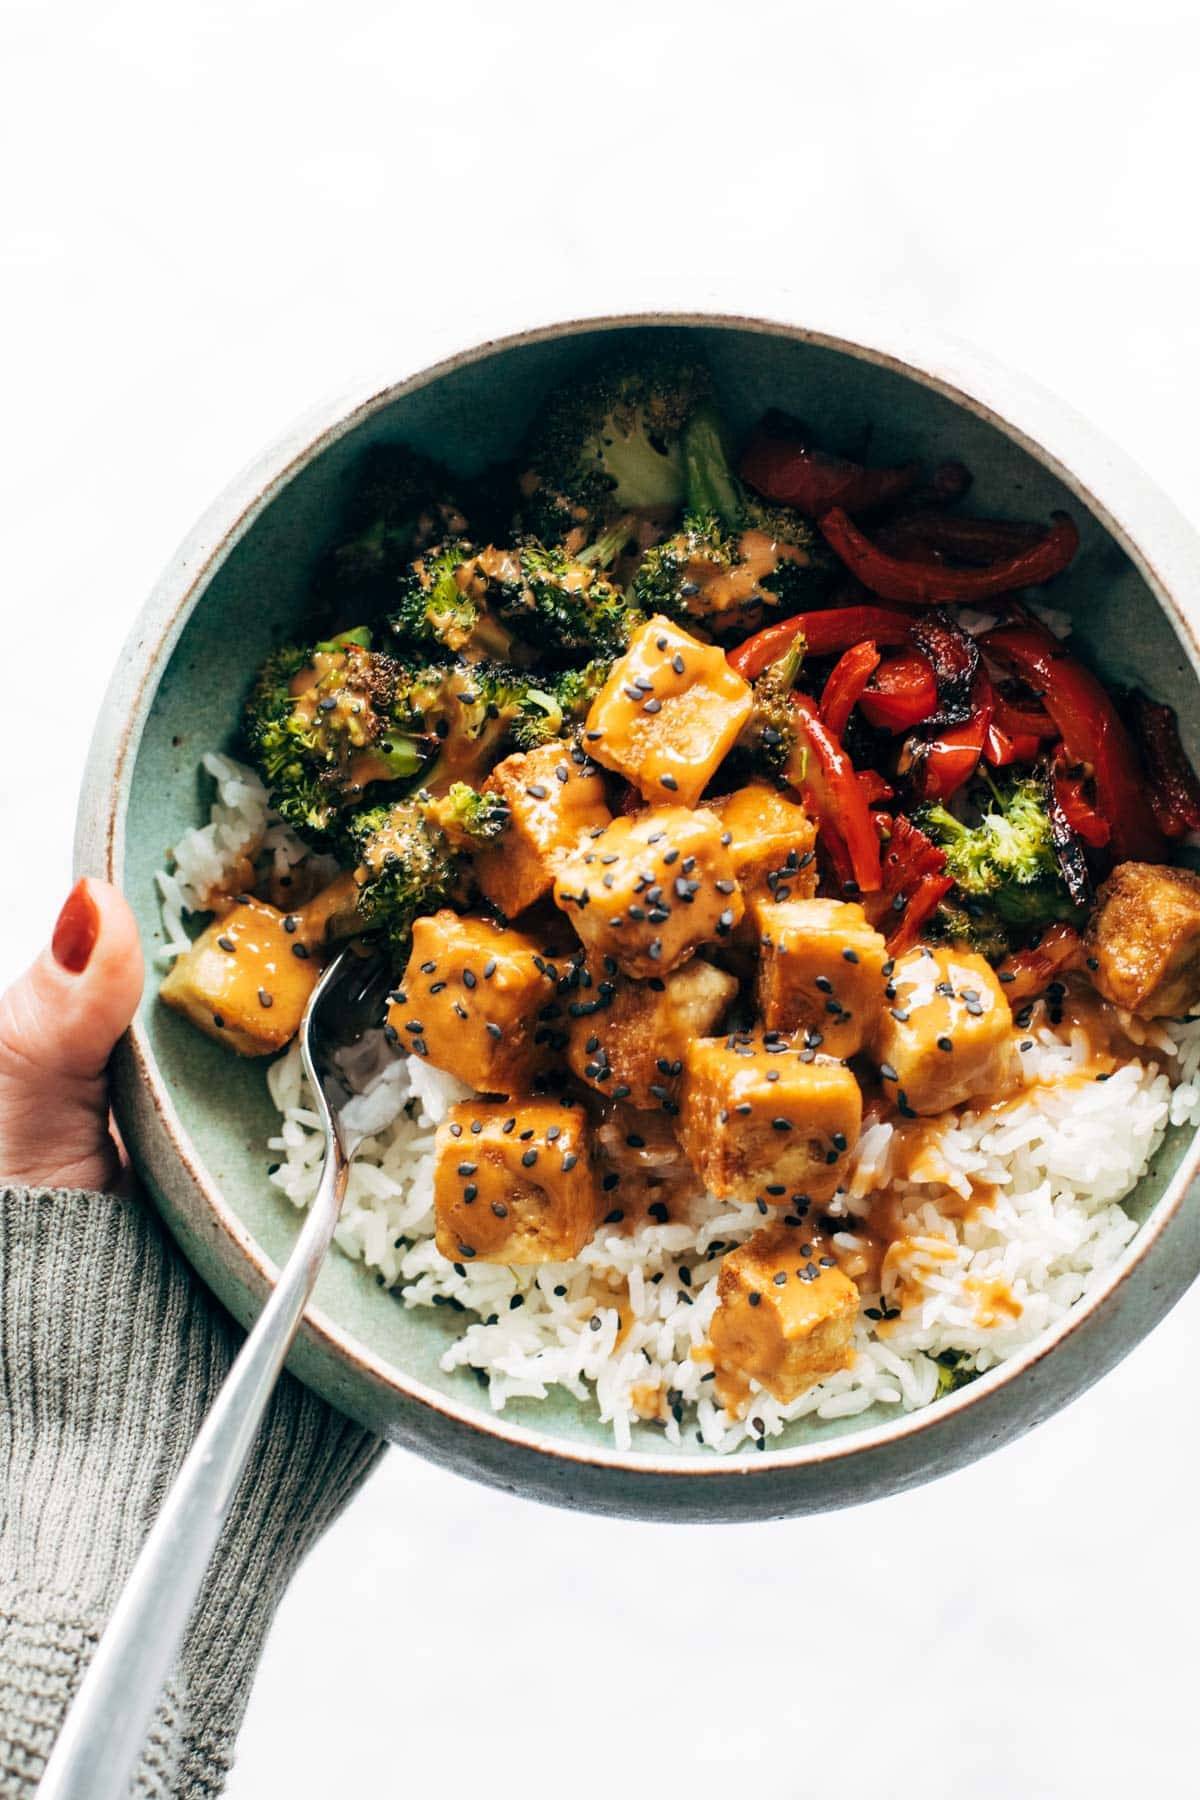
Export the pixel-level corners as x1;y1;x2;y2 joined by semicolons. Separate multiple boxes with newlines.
770;638;806;693
681;403;745;531
576;516;636;569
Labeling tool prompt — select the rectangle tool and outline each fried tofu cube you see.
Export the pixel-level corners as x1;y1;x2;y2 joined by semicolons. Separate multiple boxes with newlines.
755;898;889;1059
871;945;1016;1115
160;896;321;1056
678;1036;862;1203
393;912;557;1094
567;957;739;1110
583;615;755;808
433;1099;598;1264
553;805;744;977
473;741;612;919
709;784;818;906
709;1225;859;1404
1085;861;1200;1017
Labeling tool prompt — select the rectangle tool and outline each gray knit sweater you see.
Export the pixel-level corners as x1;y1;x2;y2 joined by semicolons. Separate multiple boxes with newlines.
0;1187;385;1797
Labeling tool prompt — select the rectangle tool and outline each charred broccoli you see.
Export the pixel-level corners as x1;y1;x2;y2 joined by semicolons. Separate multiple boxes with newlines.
388;541;516;661
348;801;462;959
313;444;470;611
243;630;433;840
921;774;1083;952
731;639;805;781
473;539;639;659
518;350;712;548
633;403;833;630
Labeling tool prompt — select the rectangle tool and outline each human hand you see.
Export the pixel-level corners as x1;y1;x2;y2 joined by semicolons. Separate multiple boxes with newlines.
0;878;144;1191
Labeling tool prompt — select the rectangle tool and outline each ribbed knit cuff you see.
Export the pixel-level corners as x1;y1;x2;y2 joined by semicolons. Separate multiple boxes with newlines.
0;1188;384;1798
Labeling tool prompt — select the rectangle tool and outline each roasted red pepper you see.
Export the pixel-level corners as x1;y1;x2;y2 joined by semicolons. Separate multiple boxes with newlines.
908;609;981;726
788;692;882;893
874;511;1049;566
1129;692;1200;839
727;604;912;680
859;649;939;733
981;622;1164;861
857;769;895;806
739;423;918;518
872;814;954;954
818;507;1080;607
995;923;1084;1001
905;678;993;803
820;640;881;738
1052;770;1110;850
984;684;1056;765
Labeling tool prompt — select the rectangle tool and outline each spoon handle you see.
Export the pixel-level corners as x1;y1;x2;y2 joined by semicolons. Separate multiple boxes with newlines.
37;1144;350;1800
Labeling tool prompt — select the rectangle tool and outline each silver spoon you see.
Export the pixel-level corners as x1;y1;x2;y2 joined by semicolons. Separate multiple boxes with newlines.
38;945;392;1800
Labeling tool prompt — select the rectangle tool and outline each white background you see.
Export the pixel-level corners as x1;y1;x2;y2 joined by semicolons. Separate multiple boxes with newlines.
5;2;1200;1794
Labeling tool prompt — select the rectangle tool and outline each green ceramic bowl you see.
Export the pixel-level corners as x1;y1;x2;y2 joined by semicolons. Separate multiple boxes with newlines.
76;311;1200;1520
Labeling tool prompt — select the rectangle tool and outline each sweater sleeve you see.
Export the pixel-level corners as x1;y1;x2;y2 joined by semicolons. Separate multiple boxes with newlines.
0;1186;385;1798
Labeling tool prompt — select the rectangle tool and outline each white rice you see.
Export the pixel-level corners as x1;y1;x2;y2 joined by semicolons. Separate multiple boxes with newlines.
159;755;1200;1452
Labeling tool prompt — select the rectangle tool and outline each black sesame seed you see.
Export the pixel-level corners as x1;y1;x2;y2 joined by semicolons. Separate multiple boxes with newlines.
561;1152;578;1171
660;774;679;791
879;1062;898;1082
462;969;477;989
937;1035;954;1053
464;1185;478;1203
291;942;310;960
212;1013;225;1029
772;1117;792;1132
258;988;274;1009
747;1292;761;1307
603;1209;624;1224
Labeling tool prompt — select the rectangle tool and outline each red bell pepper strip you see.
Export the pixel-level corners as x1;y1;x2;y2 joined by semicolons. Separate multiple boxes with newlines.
908;609;981;725
872;813;954;953
1052;770;1110;850
874;511;1049;566
1129;693;1200;839
739;426;918;518
727;604;911;680
981;678;1056;765
788;692;882;893
820;640;881;738
860;649;939;733
817;507;1080;607
996;923;1084;1001
889;872;956;955
858;769;895;806
981;622;1164;861
905;683;993;804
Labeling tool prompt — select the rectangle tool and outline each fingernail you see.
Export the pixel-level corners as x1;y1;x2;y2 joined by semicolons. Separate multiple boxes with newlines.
52;879;101;973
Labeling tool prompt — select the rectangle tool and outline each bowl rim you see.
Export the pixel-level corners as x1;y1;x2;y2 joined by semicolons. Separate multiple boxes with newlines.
76;305;1200;1486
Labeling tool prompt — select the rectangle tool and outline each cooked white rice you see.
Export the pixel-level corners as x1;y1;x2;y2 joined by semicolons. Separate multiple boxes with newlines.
159;754;1200;1452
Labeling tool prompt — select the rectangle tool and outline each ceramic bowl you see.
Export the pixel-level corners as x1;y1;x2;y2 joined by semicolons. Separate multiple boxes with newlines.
76;310;1200;1521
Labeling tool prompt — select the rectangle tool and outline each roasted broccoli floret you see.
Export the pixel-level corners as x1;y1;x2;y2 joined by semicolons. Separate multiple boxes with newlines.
921;774;1082;943
243;630;433;841
314;444;470;611
478;539;639;659
388;540;516;661
730;639;805;781
348;801;463;960
633;404;833;629
422;781;511;852
518;350;712;547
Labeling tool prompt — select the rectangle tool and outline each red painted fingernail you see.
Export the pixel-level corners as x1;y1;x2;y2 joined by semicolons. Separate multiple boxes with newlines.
52;879;100;973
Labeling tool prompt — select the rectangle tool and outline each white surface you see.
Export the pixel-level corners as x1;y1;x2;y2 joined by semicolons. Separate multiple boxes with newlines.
4;2;1200;1794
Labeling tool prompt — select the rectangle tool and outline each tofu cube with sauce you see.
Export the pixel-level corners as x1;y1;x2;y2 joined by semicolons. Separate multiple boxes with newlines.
472;740;612;920
1085;861;1200;1018
871;945;1016;1115
567;957;739;1111
583;615;755;808
709;1225;859;1405
553;806;744;978
709;783;818;908
678;1035;862;1203
160;895;328;1056
433;1099;598;1264
755;898;890;1059
393;912;558;1094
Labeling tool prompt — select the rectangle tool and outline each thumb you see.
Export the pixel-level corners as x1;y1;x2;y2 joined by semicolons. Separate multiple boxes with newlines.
0;879;145;1192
